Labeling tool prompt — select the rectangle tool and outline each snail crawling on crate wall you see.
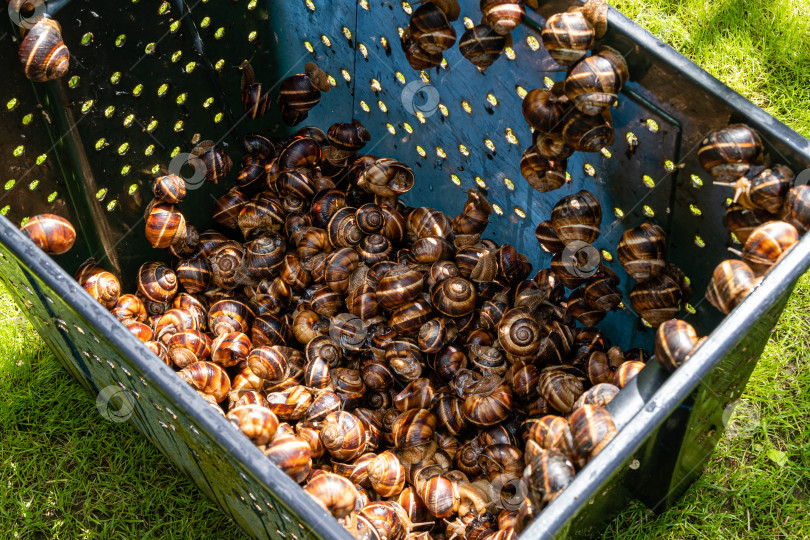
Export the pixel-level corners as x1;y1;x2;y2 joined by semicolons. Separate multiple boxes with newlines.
698;124;810;314
10;0;71;82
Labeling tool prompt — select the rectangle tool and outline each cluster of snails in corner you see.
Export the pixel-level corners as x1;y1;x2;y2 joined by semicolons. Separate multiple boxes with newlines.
697;124;810;314
20;115;711;540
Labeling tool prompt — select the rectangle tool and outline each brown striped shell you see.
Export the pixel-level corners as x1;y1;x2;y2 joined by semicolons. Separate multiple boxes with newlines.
542;11;594;66
19;17;69;82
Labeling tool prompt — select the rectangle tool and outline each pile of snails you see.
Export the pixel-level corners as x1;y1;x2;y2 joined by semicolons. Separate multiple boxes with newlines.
699;124;810;314
51;117;715;540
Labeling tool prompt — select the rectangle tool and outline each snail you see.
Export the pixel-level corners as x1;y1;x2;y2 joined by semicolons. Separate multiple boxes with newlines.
568;405;617;464
481;0;524;35
698;124;763;183
542;11;594;66
521;146;568;194
191;141;232;184
137;261;178;304
563;109;615;152
655;319;699;373
177;361;231;403
616;222;667;282
278;65;331;125
226;405;279;445
458;24;508;71
304;473;357;519
153;174;187;204
409;2;457;54
240;61;271;119
20;214;76;255
784;186;810;234
19;17;69;82
564;47;629;116
550;190;602;245
705;259;759;314
739;220;798;276
629;273;684;328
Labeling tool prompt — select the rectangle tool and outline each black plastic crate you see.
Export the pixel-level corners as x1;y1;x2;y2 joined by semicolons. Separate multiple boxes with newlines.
0;0;808;538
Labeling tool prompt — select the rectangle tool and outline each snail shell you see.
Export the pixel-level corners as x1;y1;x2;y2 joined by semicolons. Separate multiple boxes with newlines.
410;2;457;54
21;214;76;255
542;11;594;66
573;383;620;410
79;265;121;309
497;308;541;359
741;221;798;276
614;360;645;388
616;222;667;282
240;62;272;119
569;405;617;464
431;276;477;317
212;189;248;229
368;451;407;498
705;259;758;315
320;411;368;462
137;261;178;303
654;319;699;373
191;141;232;184
481;0;524;34
178;361;231;403
784;186;810;234
264;434;313;483
523;448;575;507
211;332;251;368
563;109;614;152
698;124;763;183
111;294;147;324
167;330;211;368
462;375;512;427
304;472;357;519
19;17;69;82
538;366;585;414
629;273;684;327
521;146;568;194
458;24;507;71
153;174;186;204
176;257;212;294
564;47;628;115
227;405;279;446
401;28;443;70
550;189;602;245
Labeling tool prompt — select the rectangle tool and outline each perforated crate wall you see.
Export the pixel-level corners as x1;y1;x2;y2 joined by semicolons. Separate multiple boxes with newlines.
1;0;810;539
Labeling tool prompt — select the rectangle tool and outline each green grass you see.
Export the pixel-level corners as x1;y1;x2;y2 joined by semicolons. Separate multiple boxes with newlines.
1;0;810;538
